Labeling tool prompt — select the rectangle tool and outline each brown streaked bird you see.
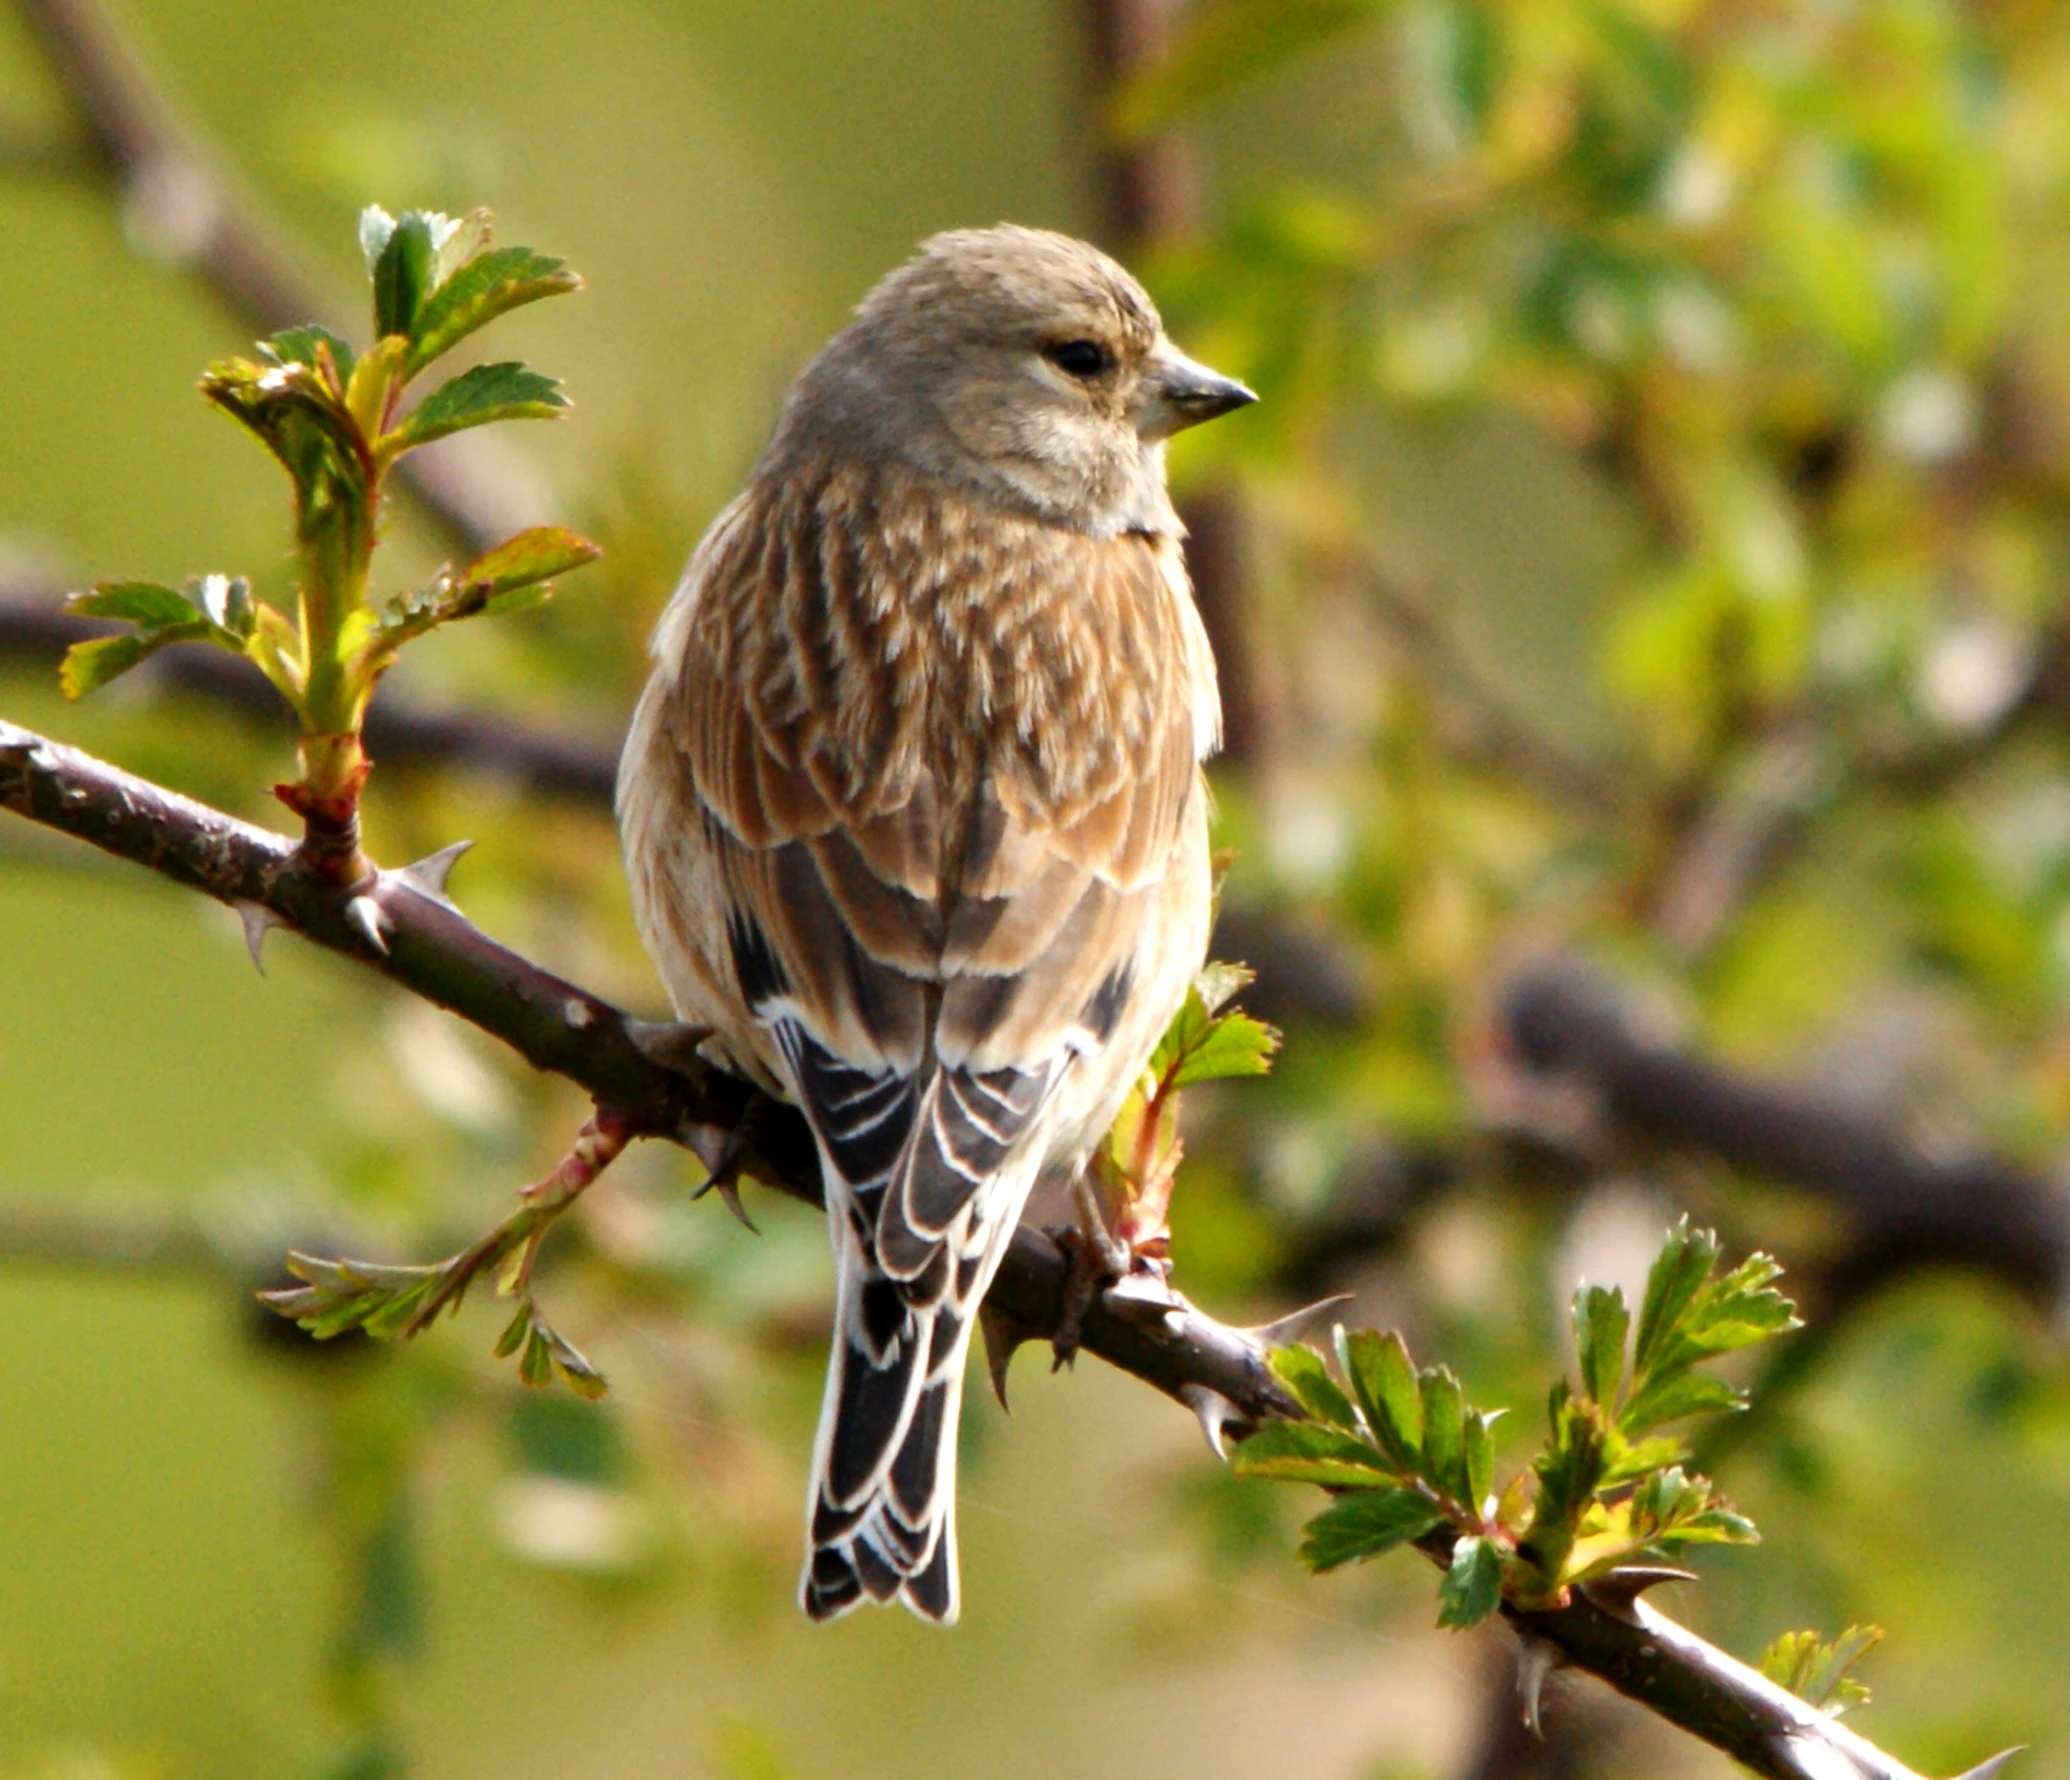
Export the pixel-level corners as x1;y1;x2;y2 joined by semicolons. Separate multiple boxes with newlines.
618;224;1255;1623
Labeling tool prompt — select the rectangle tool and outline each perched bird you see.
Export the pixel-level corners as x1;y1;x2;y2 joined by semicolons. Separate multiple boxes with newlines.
618;225;1254;1623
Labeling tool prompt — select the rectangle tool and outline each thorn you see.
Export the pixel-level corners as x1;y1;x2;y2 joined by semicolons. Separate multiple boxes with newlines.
688;1124;760;1233
691;1168;759;1233
1178;1383;1243;1459
1516;1634;1562;1736
395;839;472;908
1244;1293;1356;1351
977;1299;1039;1411
1949;1751;2025;1780
345;893;391;955
1579;1565;1696;1621
628;1018;718;1076
232;899;283;974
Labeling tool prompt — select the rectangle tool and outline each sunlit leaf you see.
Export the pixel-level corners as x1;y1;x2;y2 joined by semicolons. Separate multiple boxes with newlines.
1297;1486;1444;1571
391;362;569;449
1436;1534;1504;1628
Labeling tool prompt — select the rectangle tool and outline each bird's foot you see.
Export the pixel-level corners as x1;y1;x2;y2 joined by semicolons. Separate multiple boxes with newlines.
1048;1172;1146;1369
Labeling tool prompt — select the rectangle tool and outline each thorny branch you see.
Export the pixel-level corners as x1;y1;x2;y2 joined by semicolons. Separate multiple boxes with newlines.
0;715;2014;1780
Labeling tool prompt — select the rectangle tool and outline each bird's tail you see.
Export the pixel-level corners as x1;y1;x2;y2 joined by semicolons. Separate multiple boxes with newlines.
801;1238;977;1624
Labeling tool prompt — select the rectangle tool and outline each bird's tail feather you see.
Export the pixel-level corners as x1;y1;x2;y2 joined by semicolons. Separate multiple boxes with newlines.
801;1239;976;1624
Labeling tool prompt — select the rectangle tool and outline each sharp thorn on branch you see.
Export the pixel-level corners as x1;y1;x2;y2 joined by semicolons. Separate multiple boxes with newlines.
395;839;473;908
1948;1750;2025;1780
232;898;283;974
1579;1566;1697;1622
977;1298;1040;1412
628;1017;720;1077
688;1122;760;1233
345;892;391;955
1242;1292;1356;1351
1178;1382;1243;1459
1516;1634;1562;1737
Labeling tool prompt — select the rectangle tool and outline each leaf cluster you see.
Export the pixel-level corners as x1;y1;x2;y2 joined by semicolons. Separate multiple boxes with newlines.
1233;1221;1798;1630
60;207;595;746
265;1211;607;1402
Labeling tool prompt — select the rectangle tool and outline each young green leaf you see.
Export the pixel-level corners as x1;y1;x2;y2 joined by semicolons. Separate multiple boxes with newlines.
1231;1420;1396;1488
1618;1367;1745;1434
458;525;602;605
1297;1486;1444;1571
1760;1625;1882;1716
59;624;203;697
390;362;569;449
1418;1365;1470;1505
372;209;441;341
1336;1327;1424;1471
1269;1342;1360;1430
264;323;357;392
1632;1219;1722;1374
406;245;583;374
64;582;198;628
1172;1007;1281;1086
1574;1281;1630;1407
1436;1534;1505;1628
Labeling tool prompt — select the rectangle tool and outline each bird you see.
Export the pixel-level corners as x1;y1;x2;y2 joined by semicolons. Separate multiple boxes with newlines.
617;224;1255;1624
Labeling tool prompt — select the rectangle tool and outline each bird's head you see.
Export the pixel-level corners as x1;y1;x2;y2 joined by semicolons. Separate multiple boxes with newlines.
770;224;1255;536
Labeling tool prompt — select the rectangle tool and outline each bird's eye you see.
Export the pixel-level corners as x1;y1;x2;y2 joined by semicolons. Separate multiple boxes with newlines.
1045;339;1112;379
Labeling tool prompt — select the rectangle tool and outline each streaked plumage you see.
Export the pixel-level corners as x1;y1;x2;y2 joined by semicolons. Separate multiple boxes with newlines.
619;225;1253;1623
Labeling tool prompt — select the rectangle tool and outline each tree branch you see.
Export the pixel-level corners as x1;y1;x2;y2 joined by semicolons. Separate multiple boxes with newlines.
0;714;2006;1780
1496;960;2070;1305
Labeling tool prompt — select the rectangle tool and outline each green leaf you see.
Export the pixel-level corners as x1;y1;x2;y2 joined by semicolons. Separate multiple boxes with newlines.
1172;1007;1281;1086
519;1326;555;1388
1419;1365;1469;1503
1297;1486;1444;1571
59;624;206;697
64;581;197;628
1269;1342;1359;1430
1632;1219;1721;1374
1463;1410;1496;1512
494;1305;531;1359
1574;1282;1630;1407
407;244;582;374
372;209;440;341
1336;1328;1423;1471
1518;1387;1609;1584
264;323;357;391
391;362;569;449
1436;1534;1505;1628
459;525;602;605
1231;1420;1395;1487
1760;1626;1881;1716
1619;1367;1745;1434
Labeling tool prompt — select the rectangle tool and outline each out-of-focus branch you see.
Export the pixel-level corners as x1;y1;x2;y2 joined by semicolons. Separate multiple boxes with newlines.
1495;960;2070;1305
0;716;2011;1780
13;0;535;556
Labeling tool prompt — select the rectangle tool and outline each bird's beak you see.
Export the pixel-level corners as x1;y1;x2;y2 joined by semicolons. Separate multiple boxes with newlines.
1137;346;1258;440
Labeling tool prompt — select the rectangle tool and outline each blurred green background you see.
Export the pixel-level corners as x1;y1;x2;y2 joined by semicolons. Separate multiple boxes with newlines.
4;0;2069;1776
